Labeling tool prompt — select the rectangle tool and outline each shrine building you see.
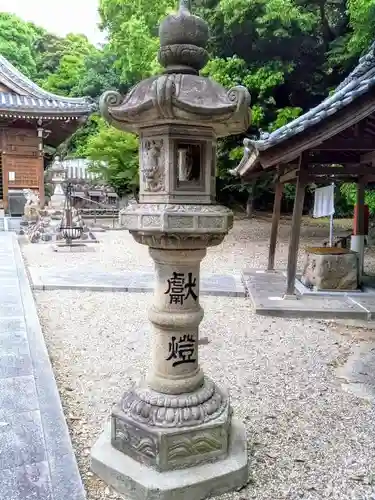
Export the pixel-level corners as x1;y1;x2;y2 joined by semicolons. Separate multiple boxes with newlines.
233;41;375;298
0;54;94;210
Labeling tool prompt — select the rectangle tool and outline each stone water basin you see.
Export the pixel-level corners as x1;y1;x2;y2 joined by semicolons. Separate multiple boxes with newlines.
301;246;358;291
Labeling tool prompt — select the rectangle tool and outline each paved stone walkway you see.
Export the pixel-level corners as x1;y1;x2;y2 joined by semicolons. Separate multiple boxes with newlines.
0;217;21;232
243;269;375;320
29;267;245;297
0;233;85;500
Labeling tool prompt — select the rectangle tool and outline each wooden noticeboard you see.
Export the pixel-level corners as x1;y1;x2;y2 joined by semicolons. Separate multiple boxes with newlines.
2;155;43;209
4;156;40;189
0;128;44;208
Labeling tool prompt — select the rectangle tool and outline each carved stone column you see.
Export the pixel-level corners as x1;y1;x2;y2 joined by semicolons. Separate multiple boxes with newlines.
147;248;205;394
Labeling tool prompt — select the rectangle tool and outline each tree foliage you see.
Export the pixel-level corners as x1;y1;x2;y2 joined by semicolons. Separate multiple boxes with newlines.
0;13;39;78
2;0;375;213
40;34;96;96
79;116;139;197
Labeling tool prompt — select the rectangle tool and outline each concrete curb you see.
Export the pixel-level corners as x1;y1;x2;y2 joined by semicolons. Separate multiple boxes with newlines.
29;268;246;298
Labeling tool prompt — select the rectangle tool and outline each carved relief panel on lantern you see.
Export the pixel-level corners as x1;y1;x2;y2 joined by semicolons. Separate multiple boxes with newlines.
139;124;215;205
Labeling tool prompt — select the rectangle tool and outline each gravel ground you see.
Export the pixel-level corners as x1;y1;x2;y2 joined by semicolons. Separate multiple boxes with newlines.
35;291;375;500
22;216;332;275
25;218;375;499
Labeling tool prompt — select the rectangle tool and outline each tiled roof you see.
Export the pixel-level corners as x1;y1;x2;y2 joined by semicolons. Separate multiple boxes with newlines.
250;41;375;152
0;92;93;115
0;54;95;115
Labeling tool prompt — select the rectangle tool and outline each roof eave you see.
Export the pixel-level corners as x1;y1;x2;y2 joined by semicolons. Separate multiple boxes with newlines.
230;138;261;177
0;108;92;119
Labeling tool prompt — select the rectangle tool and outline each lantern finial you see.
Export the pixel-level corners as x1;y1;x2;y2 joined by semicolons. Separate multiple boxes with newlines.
158;0;209;73
179;0;191;11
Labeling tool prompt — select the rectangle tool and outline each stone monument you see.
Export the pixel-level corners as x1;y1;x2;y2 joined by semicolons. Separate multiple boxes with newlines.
48;156;66;211
91;1;252;498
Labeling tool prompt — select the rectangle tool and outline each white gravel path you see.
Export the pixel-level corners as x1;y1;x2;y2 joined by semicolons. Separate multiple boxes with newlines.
26;218;375;499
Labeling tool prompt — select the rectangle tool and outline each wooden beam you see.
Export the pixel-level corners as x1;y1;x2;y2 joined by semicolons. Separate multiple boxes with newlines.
242;169;266;182
279;168;299;183
315;138;375;151
308;151;361;164
267;182;284;271
309;175;368;183
286;159;307;296
352;178;367;280
307;165;375;176
361;151;375;163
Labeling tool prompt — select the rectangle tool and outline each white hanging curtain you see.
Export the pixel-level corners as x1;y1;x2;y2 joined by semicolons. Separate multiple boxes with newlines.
313;184;335;218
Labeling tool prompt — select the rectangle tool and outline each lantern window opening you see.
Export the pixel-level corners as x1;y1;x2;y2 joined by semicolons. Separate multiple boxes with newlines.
176;141;204;190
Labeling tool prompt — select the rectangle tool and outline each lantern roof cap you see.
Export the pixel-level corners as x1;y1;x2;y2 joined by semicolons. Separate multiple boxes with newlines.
99;0;251;137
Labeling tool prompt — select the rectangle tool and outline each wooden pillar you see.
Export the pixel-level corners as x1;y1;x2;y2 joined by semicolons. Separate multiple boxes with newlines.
2;153;8;211
37;126;45;207
267;181;283;271
38;156;45;208
355;179;365;236
351;178;366;280
285;167;307;297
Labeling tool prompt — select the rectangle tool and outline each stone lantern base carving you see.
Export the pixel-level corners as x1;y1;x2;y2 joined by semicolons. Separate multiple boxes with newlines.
92;419;247;500
111;377;230;471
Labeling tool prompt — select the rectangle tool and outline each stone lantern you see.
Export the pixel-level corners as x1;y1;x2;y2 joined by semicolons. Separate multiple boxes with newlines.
48;156;67;211
91;1;252;498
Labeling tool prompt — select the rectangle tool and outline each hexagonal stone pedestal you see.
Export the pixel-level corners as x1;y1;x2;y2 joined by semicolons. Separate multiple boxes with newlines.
91;418;248;500
111;378;230;471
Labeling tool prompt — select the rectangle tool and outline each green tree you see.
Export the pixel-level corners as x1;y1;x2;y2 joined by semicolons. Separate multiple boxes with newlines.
79;116;139;197
0;13;39;77
41;34;96;96
72;46;123;98
4;0;367;215
340;183;375;216
347;0;375;56
33;31;66;82
42;54;86;96
99;0;175;83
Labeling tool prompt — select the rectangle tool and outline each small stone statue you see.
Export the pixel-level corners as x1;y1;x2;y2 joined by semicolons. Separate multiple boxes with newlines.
23;189;41;219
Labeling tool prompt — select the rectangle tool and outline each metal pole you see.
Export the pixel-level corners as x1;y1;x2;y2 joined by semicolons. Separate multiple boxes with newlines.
329;213;334;247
